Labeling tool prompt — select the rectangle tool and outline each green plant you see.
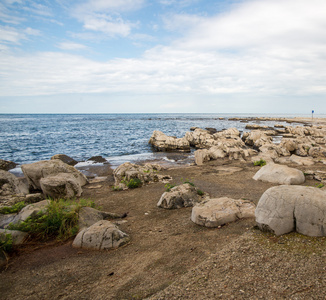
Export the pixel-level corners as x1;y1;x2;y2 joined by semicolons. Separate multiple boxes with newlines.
126;178;142;189
112;185;123;191
0;234;13;254
8;199;95;241
184;181;195;186
164;183;175;192
0;201;26;215
143;169;150;173
316;183;324;189
197;189;204;196
254;159;267;167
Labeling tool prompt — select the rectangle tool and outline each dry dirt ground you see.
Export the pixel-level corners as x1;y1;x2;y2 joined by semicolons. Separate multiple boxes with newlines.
1;158;326;299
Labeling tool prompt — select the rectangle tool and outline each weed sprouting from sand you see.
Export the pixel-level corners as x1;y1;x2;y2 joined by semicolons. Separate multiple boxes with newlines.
164;183;175;192
254;159;267;167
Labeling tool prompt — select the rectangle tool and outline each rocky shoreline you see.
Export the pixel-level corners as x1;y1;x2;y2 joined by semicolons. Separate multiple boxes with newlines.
1;117;326;299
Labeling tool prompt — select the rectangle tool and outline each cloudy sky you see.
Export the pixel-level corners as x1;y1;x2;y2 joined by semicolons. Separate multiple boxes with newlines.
0;0;326;114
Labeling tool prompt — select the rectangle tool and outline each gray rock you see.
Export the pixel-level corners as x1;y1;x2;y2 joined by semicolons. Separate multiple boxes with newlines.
0;170;29;197
0;214;16;229
191;197;255;227
40;173;83;199
11;200;50;226
256;185;326;236
0;229;28;245
51;154;78;166
72;220;129;250
253;163;305;185
78;207;127;230
21;160;88;191
157;183;205;209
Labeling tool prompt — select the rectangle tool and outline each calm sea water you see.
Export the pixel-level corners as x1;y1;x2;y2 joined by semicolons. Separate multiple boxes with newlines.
0;113;316;168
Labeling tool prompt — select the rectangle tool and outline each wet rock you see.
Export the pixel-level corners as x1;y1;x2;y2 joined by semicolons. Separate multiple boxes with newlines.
72;220;130;250
157;183;205;209
0;159;17;171
253;163;305;185
51;154;78;166
87;156;107;163
256;185;326;236
191;197;255;227
205;127;217;134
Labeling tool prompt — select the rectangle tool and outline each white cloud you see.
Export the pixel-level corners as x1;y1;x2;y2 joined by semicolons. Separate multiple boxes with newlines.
22;2;53;17
57;42;88;50
72;0;144;37
0;0;326;114
162;13;203;33
0;25;25;44
82;14;134;37
178;0;326;50
0;25;41;44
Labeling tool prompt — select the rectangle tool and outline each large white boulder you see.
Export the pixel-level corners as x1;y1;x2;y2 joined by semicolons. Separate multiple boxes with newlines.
72;220;129;250
191;197;255;227
21;160;88;191
256;185;326;236
40;173;83;199
253;163;305;185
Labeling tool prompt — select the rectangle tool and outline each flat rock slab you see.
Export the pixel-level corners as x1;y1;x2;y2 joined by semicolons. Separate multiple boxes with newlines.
72;220;130;250
256;185;326;236
253;163;305;185
191;197;255;227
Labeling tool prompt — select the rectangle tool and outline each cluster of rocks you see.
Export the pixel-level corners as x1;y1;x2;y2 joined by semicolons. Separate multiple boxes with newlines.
0;201;129;266
149;124;326;166
156;182;256;228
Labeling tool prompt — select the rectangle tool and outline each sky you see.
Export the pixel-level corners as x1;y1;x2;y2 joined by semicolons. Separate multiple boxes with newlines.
0;0;326;114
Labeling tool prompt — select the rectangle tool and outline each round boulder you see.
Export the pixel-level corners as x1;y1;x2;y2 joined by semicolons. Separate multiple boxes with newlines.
256;185;326;236
253;163;305;185
72;220;129;250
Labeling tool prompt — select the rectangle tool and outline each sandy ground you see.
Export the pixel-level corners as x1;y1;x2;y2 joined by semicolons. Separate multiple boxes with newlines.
1;156;326;299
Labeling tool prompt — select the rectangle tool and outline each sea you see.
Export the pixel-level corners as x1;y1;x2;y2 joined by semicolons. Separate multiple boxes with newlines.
0;113;318;172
